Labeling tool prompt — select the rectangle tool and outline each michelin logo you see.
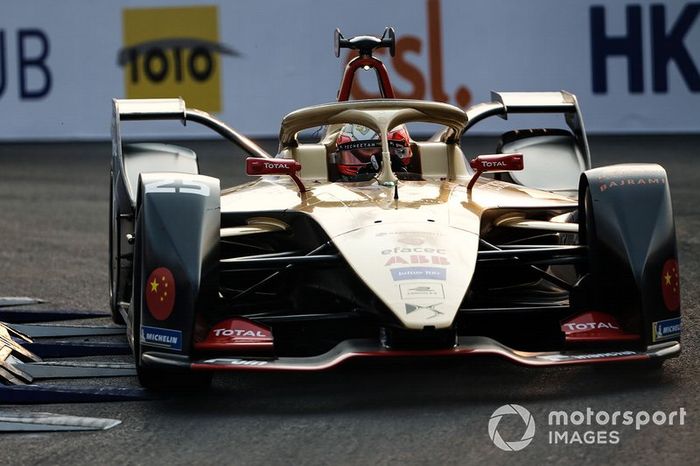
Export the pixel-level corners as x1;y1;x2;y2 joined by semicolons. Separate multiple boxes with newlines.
652;317;681;342
141;325;182;351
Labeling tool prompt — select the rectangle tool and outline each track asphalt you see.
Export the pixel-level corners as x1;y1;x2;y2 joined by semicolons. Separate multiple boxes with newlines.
0;136;698;465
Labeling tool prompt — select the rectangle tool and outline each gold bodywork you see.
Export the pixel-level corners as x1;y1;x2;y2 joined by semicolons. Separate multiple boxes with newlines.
221;99;578;329
113;97;580;330
222;176;575;330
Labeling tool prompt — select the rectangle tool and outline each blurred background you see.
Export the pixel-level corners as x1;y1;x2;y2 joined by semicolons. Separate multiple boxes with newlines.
1;0;698;142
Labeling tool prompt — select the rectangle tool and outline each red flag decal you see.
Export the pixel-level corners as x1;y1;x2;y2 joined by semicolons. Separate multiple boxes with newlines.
661;258;680;311
145;267;176;320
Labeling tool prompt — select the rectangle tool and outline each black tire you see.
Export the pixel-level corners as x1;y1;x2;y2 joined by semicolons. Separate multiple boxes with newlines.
108;177;125;325
580;186;624;310
580;185;647;335
130;200;212;391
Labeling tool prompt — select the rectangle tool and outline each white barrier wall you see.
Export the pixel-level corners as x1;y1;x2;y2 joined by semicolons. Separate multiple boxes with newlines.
1;0;698;140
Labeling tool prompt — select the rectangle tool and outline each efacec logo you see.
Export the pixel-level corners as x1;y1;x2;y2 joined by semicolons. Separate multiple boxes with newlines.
488;405;687;450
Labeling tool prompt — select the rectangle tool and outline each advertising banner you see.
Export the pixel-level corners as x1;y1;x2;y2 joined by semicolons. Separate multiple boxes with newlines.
0;0;698;140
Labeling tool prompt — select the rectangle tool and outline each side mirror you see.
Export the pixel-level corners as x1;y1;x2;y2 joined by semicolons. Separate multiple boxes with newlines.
467;153;523;191
246;158;306;193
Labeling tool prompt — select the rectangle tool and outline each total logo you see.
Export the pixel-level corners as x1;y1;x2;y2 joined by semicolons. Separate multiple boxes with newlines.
563;321;619;332
264;163;288;169
118;5;239;113
213;328;267;338
480;161;508;168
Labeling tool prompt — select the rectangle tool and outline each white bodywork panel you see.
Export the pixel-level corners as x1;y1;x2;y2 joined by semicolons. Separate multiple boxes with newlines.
333;223;478;329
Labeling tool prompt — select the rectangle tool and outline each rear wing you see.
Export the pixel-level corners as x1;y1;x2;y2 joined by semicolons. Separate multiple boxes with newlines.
463;91;591;169
111;98;271;165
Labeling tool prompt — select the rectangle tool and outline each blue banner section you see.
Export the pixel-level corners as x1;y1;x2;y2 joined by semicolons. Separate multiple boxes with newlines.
391;267;447;281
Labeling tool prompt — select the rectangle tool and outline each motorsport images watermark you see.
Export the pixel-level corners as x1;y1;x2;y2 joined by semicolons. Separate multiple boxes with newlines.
488;404;687;450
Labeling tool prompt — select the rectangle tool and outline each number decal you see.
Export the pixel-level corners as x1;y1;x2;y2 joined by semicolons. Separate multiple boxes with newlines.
144;179;210;197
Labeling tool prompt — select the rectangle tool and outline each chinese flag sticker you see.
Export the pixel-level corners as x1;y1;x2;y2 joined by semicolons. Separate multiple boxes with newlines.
661;259;680;311
146;267;176;320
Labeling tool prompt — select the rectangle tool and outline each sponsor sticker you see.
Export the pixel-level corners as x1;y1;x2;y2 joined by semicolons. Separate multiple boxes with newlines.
213;328;267;338
597;176;665;193
141;325;182;351
652;317;681;342
145;267;176;320
398;236;425;246
405;303;444;319
384;255;449;266
203;358;268;366
563;321;619;332
381;247;447;255
537;351;638;362
400;283;445;299
391;267;446;281
195;317;273;351
120;5;238;112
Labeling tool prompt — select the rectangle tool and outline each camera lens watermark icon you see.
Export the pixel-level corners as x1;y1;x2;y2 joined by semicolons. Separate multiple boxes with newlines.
488;404;536;451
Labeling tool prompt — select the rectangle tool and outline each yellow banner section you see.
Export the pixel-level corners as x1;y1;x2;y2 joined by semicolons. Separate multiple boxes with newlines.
122;5;222;112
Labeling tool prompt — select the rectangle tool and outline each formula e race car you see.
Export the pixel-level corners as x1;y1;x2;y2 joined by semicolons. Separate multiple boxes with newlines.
110;28;681;389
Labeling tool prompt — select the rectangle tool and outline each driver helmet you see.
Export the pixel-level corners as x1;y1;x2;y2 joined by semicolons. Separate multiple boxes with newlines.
335;124;412;178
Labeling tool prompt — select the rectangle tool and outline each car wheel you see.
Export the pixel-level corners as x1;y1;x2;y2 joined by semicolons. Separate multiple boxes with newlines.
580;186;622;308
109;177;125;325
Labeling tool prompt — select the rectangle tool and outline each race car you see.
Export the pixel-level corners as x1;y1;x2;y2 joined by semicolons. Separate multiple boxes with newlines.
109;28;681;389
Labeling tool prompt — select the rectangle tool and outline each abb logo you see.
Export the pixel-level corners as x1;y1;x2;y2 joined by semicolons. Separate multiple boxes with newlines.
345;0;471;108
385;255;450;266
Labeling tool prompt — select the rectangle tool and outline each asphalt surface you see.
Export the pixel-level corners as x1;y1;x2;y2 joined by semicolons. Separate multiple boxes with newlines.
0;135;698;465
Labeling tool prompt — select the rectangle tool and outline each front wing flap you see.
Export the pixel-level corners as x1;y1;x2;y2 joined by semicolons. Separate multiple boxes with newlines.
142;337;679;372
